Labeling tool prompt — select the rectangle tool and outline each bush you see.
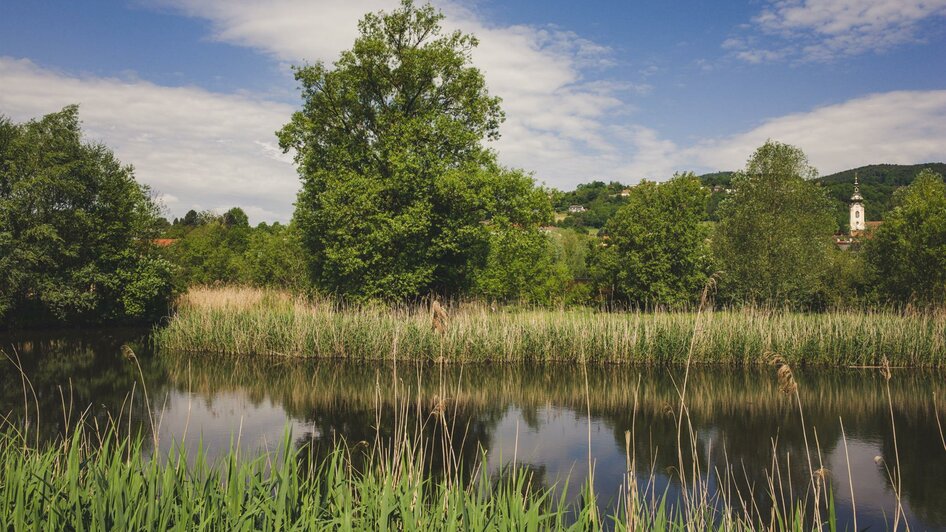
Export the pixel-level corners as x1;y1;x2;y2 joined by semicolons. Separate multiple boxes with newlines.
0;106;174;326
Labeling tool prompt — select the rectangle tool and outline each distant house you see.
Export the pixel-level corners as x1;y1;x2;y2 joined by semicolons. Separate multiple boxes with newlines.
834;234;854;251
153;238;177;247
568;204;587;213
619;189;631;197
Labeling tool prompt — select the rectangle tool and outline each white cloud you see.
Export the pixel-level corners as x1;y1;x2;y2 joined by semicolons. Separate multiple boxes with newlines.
151;0;638;190
686;90;946;175
0;57;297;223
735;48;789;63
733;0;946;62
149;0;390;62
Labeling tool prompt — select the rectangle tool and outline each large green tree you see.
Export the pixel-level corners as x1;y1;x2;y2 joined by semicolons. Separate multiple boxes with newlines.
866;169;946;304
712;141;836;306
590;173;710;307
278;1;550;300
0;106;174;326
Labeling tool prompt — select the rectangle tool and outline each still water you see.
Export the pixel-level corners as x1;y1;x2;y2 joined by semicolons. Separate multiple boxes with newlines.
2;328;946;529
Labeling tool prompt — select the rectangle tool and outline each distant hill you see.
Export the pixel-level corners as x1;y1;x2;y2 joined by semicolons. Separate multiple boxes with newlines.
697;171;735;187
696;163;946;226
556;164;945;230
817;163;946;186
816;163;946;225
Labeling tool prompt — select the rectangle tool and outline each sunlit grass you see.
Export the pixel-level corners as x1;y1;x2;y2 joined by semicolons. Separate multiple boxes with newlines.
156;287;946;366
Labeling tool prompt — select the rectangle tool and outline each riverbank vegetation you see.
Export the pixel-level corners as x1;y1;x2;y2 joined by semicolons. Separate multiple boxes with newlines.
0;416;849;531
1;425;594;530
155;286;946;366
0;108;174;328
7;334;930;529
4;0;946;331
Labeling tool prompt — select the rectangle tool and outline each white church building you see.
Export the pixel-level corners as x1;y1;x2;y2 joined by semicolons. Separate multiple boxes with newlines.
836;174;881;250
849;174;865;232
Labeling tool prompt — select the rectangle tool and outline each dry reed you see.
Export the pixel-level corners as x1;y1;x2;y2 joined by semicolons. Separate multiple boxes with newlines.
156;287;946;367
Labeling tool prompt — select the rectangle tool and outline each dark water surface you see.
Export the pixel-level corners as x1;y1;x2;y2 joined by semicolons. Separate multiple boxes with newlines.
3;328;946;530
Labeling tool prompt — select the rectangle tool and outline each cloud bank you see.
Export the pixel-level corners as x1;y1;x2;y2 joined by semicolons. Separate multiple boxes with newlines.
154;0;636;187
0;57;297;223
729;0;946;62
686;90;946;174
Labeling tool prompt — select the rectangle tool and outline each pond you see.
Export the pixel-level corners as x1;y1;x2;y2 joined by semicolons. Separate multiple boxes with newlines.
2;328;945;530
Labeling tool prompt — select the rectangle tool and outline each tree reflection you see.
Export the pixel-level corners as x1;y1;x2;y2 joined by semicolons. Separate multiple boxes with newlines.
0;328;167;447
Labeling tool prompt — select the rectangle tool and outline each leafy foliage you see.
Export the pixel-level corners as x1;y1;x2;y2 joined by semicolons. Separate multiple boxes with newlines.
160;216;250;286
471;223;571;305
815;247;871;308
696;172;736;222
0;107;174;326
240;223;309;290
712;141;836;306
590;174;710;307
866;169;946;304
279;0;550;300
547;228;591;281
159;214;308;290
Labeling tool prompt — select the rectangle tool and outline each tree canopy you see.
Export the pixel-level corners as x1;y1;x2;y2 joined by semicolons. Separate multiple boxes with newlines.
0;106;174;326
712;141;836;306
279;0;551;300
867;169;946;304
590;173;709;307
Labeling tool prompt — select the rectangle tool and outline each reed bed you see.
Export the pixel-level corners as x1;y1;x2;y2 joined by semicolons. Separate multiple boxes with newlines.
156;287;946;366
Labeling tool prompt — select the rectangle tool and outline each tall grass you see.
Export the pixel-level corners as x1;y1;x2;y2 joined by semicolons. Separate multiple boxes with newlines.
156;287;946;366
0;425;564;530
0;423;846;531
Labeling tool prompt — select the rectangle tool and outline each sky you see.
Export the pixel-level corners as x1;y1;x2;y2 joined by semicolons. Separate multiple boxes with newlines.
1;0;945;223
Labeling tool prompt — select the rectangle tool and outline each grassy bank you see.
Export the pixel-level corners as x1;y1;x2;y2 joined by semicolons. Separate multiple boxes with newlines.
156;287;946;366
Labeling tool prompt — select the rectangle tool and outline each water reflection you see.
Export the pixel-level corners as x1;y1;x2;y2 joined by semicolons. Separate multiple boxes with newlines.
2;329;946;529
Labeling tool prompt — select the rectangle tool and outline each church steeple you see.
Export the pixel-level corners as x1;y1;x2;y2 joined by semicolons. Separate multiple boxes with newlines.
849;172;865;232
851;173;863;202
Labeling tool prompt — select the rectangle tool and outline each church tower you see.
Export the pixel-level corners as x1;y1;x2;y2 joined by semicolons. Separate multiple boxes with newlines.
849;173;865;232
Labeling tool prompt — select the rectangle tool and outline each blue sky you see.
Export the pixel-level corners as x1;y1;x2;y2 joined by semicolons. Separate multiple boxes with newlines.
2;0;945;222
